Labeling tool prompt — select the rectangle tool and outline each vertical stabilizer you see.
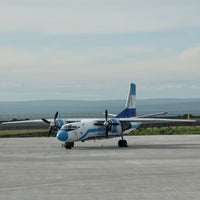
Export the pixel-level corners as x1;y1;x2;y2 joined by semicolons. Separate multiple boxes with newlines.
116;83;136;118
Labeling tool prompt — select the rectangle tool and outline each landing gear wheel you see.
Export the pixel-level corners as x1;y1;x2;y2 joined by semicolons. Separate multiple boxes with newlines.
118;139;128;148
64;142;74;149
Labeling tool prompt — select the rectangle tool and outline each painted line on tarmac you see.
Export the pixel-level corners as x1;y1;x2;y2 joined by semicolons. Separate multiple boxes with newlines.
0;172;198;192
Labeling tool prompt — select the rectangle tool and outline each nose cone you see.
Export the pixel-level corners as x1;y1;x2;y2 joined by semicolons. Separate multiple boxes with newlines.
56;130;68;141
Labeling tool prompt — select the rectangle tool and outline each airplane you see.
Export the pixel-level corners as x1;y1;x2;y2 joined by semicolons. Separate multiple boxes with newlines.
1;83;196;149
54;83;196;149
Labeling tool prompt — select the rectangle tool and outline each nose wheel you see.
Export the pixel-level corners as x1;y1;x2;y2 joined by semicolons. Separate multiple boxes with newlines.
63;142;74;149
118;139;128;147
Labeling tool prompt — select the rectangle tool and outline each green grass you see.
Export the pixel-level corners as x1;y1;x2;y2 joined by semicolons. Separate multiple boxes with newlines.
130;126;200;136
0;126;200;138
0;129;49;137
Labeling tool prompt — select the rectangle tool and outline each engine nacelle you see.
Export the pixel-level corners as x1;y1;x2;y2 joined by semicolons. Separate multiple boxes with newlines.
108;119;122;133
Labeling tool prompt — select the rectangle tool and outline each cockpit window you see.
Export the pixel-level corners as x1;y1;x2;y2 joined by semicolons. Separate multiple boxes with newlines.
62;124;79;131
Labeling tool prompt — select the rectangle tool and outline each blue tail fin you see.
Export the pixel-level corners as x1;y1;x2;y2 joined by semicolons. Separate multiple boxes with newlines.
116;83;136;118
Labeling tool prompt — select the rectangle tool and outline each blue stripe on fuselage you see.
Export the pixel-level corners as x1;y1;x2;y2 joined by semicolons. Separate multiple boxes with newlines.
79;127;105;141
79;123;141;141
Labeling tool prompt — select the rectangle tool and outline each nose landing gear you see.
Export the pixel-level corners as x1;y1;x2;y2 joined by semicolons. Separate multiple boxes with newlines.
63;142;74;149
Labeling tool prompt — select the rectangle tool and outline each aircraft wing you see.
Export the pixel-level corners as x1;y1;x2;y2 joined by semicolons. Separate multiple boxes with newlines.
1;119;44;125
94;117;196;127
118;117;196;123
1;118;81;125
138;112;168;118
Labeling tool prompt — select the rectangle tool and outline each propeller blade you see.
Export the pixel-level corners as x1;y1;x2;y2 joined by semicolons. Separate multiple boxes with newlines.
42;118;51;124
43;112;60;137
105;109;109;138
105;109;108;122
54;112;58;121
104;109;119;138
105;127;109;138
48;127;53;137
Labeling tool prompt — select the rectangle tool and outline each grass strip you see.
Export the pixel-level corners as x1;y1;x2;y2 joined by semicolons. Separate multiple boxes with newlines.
1;126;200;138
0;129;49;137
130;126;200;135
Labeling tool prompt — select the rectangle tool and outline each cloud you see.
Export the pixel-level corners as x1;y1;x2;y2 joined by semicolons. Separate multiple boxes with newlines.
0;44;200;100
0;48;33;67
0;0;200;34
0;0;200;100
1;45;199;90
178;47;200;63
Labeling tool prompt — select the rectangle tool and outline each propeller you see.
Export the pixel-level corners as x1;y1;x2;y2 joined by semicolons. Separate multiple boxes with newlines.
42;112;59;137
104;110;109;138
103;109;120;138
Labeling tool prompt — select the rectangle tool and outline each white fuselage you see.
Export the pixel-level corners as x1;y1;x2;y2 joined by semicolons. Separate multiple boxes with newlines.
56;119;139;143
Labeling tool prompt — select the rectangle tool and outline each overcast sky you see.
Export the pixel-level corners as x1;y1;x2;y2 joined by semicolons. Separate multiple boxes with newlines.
0;0;200;101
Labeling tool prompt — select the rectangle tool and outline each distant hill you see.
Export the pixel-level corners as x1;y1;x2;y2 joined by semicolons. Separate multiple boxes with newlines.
138;98;200;116
0;98;200;120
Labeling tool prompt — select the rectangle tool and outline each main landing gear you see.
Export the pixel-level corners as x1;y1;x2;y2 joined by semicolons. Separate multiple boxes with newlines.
63;142;74;149
118;137;128;148
62;139;128;149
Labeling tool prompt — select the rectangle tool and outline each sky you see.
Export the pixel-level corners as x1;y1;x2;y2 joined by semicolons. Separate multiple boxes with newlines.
0;0;200;101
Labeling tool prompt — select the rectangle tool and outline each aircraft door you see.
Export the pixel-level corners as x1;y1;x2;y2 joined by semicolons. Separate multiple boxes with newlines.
78;122;87;140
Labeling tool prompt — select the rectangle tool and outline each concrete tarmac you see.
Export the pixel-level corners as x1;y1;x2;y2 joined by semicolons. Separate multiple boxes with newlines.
0;135;200;200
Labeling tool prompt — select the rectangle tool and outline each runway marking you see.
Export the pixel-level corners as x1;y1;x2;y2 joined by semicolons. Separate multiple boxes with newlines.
0;172;198;192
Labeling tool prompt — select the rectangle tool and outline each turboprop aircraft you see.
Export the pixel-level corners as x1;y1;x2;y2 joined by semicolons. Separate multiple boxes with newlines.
1;83;196;149
54;83;196;149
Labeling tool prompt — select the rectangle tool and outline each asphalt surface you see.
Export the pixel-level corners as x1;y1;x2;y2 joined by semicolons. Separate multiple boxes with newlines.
0;135;200;200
